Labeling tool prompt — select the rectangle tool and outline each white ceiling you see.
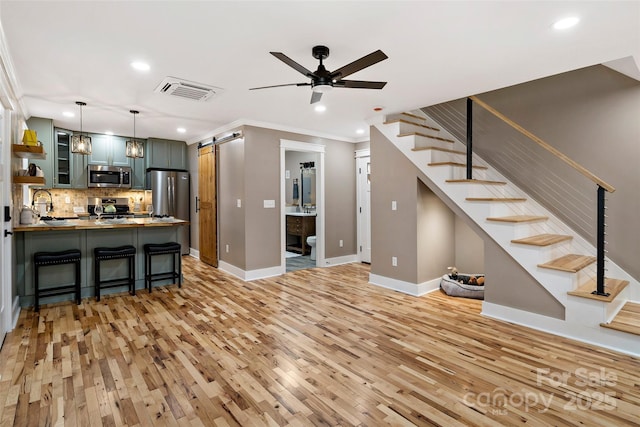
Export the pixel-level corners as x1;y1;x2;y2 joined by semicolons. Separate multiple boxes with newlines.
1;1;638;144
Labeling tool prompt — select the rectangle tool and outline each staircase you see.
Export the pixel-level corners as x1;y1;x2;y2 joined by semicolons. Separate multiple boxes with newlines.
376;111;640;356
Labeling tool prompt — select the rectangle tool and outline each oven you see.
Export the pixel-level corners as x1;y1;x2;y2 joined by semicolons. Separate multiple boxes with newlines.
88;165;132;188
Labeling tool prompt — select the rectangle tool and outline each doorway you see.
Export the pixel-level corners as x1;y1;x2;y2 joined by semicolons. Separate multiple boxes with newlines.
280;140;325;273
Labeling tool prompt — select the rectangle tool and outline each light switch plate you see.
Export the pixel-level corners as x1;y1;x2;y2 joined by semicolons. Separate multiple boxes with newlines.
285;170;290;179
237;199;241;208
392;200;397;210
263;199;275;208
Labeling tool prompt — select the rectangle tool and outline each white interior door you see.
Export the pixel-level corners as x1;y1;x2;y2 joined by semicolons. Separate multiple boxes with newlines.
356;154;371;263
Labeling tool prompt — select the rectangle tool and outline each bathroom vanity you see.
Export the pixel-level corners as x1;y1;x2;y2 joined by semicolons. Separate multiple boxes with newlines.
286;213;316;255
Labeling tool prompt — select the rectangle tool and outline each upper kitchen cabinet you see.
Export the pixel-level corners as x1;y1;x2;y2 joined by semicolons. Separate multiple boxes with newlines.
54;128;87;188
145;138;188;170
24;117;54;187
87;134;132;167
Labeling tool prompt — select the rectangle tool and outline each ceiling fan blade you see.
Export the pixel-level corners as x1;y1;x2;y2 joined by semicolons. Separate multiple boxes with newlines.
334;80;387;89
310;91;323;104
249;83;311;90
271;52;316;77
329;50;388;80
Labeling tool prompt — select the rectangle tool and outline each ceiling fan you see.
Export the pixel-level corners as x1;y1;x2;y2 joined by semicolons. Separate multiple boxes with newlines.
249;45;388;104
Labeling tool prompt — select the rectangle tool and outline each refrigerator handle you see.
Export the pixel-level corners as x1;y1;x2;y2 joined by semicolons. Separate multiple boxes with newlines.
168;176;174;216
195;196;200;213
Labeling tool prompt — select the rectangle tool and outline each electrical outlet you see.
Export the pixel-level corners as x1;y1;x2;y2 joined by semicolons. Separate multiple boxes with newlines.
225;244;229;253
65;196;71;204
391;200;397;211
339;239;343;247
237;199;241;208
392;256;397;267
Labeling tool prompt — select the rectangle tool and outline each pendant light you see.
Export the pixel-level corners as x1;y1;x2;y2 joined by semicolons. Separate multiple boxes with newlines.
125;110;144;158
70;101;92;154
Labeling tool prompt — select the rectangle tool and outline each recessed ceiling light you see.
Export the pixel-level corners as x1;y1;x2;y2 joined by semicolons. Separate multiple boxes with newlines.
177;127;186;133
553;17;579;30
356;129;365;135
314;105;326;113
131;61;150;72
105;131;114;135
63;111;74;117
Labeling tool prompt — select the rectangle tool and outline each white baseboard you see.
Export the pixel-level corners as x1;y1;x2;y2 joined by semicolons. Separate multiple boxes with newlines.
482;301;640;358
323;254;358;266
189;248;200;259
218;261;284;281
368;274;441;296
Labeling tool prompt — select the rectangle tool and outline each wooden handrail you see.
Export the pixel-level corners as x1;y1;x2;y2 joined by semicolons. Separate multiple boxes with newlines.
469;95;615;193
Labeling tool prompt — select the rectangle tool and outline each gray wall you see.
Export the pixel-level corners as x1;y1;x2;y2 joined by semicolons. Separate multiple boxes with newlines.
455;216;485;273
219;135;247;269
424;65;640;281
207;125;358;272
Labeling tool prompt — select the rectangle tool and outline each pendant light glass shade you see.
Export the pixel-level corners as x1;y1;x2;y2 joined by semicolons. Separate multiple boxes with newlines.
125;110;144;158
71;101;92;155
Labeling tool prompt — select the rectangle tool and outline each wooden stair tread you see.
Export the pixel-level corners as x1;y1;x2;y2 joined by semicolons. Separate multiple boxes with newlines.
538;254;596;273
446;179;506;185
511;234;573;246
466;197;527;202
429;162;487;170
385;119;440;132
401;112;427;122
487;215;548;223
398;131;454;143
601;302;640;336
568;278;630;302
411;146;466;155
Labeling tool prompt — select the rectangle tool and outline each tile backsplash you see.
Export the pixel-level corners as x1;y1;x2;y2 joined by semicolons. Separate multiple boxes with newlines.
28;188;151;216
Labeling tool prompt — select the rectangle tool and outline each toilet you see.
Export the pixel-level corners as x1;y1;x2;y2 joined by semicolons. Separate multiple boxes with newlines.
306;236;317;261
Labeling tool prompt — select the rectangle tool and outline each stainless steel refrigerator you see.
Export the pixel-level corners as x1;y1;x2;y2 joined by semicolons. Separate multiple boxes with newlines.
146;169;190;254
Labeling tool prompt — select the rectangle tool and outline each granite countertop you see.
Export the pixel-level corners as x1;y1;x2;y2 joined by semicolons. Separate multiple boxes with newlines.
14;217;188;232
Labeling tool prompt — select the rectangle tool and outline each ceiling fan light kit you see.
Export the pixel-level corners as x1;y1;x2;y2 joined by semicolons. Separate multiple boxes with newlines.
250;45;388;104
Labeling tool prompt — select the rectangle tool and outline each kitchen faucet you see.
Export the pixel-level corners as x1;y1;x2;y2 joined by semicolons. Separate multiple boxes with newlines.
31;189;54;213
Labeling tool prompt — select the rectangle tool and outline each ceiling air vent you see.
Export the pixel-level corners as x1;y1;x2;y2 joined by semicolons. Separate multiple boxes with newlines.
154;77;222;102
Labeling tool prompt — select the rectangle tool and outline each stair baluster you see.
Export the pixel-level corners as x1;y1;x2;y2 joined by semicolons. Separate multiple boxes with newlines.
594;185;609;296
466;97;473;180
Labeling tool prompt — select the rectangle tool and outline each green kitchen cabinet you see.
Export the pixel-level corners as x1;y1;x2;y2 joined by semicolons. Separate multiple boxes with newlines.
54;128;87;188
145;138;187;170
24;117;54;187
131;153;146;189
87;134;132;167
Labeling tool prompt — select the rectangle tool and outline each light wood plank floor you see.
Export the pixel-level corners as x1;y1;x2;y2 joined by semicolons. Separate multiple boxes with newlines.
0;257;638;426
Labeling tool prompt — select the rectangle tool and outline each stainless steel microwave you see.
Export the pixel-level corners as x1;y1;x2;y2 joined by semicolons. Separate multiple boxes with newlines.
88;165;132;188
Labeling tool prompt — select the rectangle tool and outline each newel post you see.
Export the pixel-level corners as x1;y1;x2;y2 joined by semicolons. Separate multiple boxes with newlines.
593;185;609;296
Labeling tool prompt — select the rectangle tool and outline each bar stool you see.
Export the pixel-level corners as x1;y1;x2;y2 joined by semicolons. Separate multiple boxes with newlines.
94;245;137;302
33;249;82;312
143;242;182;292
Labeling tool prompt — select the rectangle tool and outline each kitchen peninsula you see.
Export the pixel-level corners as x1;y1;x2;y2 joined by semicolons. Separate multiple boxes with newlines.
14;218;188;307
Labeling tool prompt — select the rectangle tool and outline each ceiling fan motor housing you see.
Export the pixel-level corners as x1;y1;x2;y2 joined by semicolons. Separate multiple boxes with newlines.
312;45;330;60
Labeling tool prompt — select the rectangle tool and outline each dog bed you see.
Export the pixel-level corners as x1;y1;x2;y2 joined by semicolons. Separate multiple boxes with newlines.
440;273;485;299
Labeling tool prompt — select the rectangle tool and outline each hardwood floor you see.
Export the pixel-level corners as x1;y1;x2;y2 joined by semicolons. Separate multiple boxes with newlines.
0;257;638;426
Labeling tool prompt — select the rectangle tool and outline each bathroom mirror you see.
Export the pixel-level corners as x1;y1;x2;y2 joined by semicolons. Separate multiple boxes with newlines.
301;163;316;209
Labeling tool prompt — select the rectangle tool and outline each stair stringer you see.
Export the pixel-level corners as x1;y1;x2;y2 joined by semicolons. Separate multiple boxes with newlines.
374;118;640;356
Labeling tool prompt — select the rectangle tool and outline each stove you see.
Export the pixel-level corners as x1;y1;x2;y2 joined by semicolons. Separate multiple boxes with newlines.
87;197;133;218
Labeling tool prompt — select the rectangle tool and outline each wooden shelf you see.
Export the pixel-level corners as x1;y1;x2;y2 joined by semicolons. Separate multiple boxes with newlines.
13;176;45;185
12;144;46;159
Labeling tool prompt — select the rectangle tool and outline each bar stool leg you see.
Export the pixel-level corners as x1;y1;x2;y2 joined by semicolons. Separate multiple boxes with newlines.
147;253;152;293
34;264;40;312
75;259;81;305
177;253;182;288
130;255;135;296
95;257;101;302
